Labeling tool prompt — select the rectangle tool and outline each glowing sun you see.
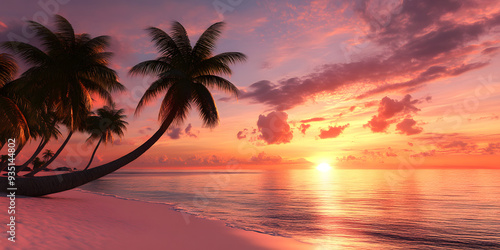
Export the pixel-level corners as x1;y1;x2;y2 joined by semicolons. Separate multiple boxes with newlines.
316;163;332;172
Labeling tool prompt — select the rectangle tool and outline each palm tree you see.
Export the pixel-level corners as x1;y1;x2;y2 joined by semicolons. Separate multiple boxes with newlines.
15;114;62;173
2;15;125;177
42;149;55;162
83;104;127;170
31;157;45;170
0;21;246;196
0;53;29;147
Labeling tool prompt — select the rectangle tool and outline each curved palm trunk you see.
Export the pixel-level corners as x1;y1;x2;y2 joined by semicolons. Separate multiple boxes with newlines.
15;143;25;156
25;132;73;177
83;136;103;170
16;139;48;173
0;143;25;172
0;162;6;172
0;115;173;196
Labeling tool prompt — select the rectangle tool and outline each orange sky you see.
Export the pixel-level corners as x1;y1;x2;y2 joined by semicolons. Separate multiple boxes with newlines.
1;0;500;169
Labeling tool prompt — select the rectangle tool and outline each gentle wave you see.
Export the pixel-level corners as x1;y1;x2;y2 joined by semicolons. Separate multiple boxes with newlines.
74;188;296;240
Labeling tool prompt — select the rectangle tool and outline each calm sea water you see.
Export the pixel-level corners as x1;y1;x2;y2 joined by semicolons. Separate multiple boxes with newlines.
79;169;500;249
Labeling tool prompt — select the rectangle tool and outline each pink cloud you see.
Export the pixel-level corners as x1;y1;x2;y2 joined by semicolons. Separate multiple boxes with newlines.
167;127;182;140
298;124;311;134
318;124;349;139
337;155;360;162
158;155;226;167
364;94;421;133
396;118;423;135
410;150;436;158
364;116;391;133
166;124;198;140
241;1;500;110
483;143;500;155
184;123;198;138
250;152;282;164
386;152;397;157
236;129;248;140
0;21;7;31
436;140;478;153
256;111;293;145
300;117;326;123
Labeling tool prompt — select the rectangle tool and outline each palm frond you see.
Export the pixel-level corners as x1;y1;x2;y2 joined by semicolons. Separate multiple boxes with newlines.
146;27;182;59
194;75;239;97
135;77;176;115
210;52;247;65
1;42;48;66
129;60;173;76
171;21;192;58
26;21;63;52
191;83;219;128
54;15;76;48
192;22;224;60
0;53;17;86
80;78;114;104
0;96;29;143
158;81;191;124
83;35;111;53
80;64;125;92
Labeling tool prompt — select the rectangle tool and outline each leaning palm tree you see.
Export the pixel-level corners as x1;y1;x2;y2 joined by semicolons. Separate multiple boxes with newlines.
0;21;246;196
2;15;125;177
83;104;127;170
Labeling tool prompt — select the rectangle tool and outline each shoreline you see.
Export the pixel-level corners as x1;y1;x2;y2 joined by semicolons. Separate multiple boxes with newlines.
0;189;314;250
76;188;299;241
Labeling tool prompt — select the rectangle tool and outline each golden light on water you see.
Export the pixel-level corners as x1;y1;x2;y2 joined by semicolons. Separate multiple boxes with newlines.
316;163;332;172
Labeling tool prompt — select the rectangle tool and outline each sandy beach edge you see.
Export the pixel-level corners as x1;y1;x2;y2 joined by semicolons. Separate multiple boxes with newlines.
0;189;316;250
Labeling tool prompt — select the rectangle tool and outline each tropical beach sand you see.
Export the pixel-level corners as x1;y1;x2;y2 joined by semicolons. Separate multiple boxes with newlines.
0;189;314;250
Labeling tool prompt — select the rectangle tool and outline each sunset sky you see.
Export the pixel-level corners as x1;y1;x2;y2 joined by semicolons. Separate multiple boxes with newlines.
1;0;500;169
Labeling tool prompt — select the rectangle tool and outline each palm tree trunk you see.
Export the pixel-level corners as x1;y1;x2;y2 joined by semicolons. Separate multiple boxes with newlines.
14;143;25;157
0;162;6;172
0;143;25;172
16;139;48;173
83;136;103;170
25;132;73;177
0;113;174;197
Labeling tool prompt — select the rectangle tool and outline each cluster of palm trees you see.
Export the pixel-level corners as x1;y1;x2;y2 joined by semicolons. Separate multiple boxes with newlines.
0;15;245;196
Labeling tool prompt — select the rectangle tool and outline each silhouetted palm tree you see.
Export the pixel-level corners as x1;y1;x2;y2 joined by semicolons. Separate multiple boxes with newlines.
2;15;125;177
84;104;127;170
42;149;55;162
31;157;45;170
0;21;246;196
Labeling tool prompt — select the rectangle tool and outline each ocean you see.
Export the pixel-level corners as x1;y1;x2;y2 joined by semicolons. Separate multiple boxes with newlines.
79;169;500;249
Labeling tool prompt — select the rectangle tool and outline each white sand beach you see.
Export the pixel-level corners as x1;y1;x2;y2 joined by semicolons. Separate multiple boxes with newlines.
0;190;314;250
